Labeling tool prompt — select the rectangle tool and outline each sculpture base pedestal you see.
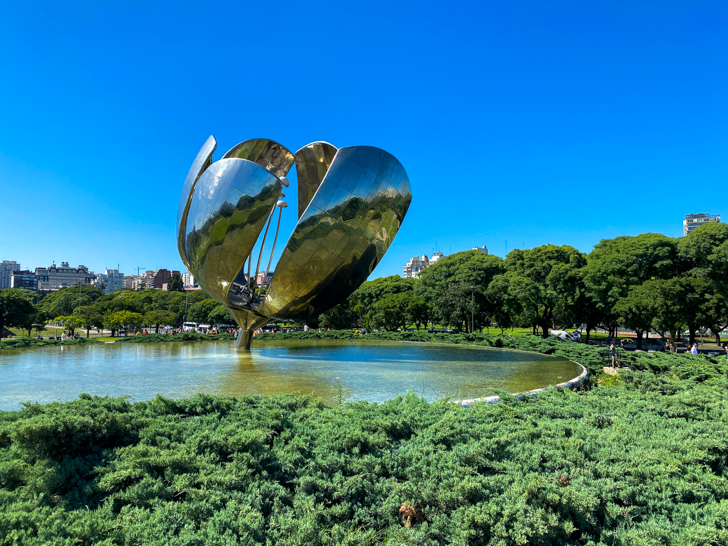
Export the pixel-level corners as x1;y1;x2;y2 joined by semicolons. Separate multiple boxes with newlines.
236;329;254;350
230;309;269;351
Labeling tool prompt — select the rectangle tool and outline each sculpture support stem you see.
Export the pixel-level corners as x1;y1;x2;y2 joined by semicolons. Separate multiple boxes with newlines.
263;206;283;289
236;328;254;350
253;209;275;289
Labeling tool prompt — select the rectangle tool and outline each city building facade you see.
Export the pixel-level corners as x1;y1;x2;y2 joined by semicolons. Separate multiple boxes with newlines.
182;272;197;288
93;269;125;293
35;262;95;291
10;270;38;291
472;245;488;253
403;255;430;278
0;260;20;289
683;212;721;236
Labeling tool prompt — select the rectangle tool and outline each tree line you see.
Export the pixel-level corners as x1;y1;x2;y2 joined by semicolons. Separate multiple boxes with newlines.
319;223;728;349
2;223;727;347
0;274;236;338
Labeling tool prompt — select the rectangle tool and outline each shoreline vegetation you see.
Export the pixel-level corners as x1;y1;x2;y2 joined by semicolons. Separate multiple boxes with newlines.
1;334;726;543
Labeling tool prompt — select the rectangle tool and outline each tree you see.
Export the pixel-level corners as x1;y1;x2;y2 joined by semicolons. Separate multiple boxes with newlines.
73;305;103;337
103;310;143;337
370;293;411;331
167;274;185;293
0;289;37;338
143;310;178;334
102;311;123;337
499;245;586;337
53;315;84;336
319;299;357;330
207;305;234;327
418;250;503;330
187;299;221;324
677;222;728;284
406;295;428;330
38;285;104;318
583;234;680;336
614;284;658;349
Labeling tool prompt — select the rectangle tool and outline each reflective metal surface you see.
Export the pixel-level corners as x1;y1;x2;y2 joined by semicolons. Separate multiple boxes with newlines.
182;158;281;306
294;141;338;219
177;137;412;349
222;138;294;179
177;136;216;270
260;146;411;319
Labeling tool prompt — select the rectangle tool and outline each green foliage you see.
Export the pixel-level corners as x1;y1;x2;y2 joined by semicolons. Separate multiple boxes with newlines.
37;285;104;318
0;289;36;338
166;273;185;293
1;339;727;544
114;332;236;343
0;336;102;350
52;315;84;336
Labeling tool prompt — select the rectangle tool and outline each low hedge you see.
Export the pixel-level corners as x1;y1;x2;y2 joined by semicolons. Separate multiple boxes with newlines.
114;332;236;343
0;337;103;350
1;354;728;544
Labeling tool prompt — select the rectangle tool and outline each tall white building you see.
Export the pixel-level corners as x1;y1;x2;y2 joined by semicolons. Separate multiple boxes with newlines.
403;255;429;278
93;269;125;293
0;260;20;289
182;272;197;287
684;212;720;236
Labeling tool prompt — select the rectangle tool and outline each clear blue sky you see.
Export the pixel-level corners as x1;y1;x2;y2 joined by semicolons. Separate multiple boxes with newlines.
1;1;726;278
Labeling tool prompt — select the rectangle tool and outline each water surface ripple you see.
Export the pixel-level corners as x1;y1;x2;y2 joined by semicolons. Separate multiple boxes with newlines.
0;340;579;410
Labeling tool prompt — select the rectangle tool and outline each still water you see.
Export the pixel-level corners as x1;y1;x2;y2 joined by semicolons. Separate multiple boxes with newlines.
0;340;580;411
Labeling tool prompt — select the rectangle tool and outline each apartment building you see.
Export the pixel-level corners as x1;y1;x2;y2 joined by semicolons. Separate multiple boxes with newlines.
0;260;20;289
10;270;38;291
35;262;95;291
683;212;721;236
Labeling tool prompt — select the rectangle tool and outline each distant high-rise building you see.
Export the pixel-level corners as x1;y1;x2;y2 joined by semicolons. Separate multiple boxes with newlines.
472;245;488;254
182;272;197;288
0;260;20;289
10;270;38;291
403;255;429;278
35;262;95;291
684;212;721;236
93;269;125;294
429;251;445;265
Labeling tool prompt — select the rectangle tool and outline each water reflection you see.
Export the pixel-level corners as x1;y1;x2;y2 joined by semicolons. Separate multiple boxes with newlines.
0;340;580;411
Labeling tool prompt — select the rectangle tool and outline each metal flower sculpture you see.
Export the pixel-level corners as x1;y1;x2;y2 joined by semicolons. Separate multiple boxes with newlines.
177;137;412;349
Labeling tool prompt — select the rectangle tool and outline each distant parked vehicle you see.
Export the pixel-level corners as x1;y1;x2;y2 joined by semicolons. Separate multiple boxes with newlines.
621;338;665;351
182;322;198;332
447;328;460;334
550;330;574;341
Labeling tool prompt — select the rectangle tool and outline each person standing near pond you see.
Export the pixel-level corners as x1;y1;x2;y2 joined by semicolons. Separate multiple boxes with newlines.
609;341;617;368
691;344;698;355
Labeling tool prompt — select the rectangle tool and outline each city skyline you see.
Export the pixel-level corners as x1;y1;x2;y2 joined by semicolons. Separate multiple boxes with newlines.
1;2;726;279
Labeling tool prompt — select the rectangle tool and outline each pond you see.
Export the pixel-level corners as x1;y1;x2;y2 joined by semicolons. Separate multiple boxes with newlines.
0;339;581;411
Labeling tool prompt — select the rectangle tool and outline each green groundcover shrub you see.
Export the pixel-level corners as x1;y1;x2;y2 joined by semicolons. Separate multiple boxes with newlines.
0;337;102;350
1;334;728;544
114;332;236;344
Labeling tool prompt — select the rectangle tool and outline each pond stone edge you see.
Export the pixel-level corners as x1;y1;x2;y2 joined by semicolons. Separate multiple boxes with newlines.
456;363;589;407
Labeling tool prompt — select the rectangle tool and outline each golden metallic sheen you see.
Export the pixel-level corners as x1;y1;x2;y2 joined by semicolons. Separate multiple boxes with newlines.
222;138;294;179
294;141;338;219
178;137;412;350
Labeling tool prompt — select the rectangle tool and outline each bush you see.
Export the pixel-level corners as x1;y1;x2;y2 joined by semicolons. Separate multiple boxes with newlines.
2;331;727;543
114;332;236;343
0;337;102;350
